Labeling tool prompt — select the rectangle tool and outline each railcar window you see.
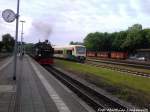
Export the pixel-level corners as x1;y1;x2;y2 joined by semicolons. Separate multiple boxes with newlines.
76;47;86;54
67;50;72;55
54;50;63;54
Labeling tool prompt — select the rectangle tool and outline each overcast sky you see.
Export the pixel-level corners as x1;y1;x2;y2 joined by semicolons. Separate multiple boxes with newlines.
0;0;150;45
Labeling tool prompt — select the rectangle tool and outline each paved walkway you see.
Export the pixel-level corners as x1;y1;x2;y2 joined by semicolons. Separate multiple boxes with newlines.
0;56;93;112
0;57;16;112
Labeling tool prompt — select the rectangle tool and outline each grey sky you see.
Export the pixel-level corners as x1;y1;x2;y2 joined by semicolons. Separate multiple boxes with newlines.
0;0;150;45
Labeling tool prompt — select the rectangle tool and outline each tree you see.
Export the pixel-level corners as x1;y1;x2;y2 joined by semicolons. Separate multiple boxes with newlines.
140;29;150;48
128;24;142;31
24;43;33;53
84;32;101;51
84;32;114;51
84;23;150;54
70;41;83;45
102;32;113;51
122;24;143;52
70;41;74;45
2;34;15;52
112;31;127;51
84;33;95;50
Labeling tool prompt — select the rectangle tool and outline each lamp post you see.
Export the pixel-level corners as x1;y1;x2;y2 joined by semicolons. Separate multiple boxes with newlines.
20;20;25;55
13;0;20;80
2;0;20;80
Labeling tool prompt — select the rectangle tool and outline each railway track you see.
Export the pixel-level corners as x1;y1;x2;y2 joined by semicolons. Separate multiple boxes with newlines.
87;58;150;69
44;66;132;111
86;60;150;78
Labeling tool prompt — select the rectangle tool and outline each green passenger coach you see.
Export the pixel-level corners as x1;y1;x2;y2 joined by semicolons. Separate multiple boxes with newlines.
53;45;86;62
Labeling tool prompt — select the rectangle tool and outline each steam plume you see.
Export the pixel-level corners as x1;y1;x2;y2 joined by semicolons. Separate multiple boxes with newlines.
32;20;52;40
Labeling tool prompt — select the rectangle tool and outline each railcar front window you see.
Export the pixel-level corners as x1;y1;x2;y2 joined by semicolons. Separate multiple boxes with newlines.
76;47;86;54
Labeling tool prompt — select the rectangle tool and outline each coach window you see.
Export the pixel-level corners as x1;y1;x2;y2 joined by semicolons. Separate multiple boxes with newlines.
54;50;58;54
58;50;63;54
67;50;72;55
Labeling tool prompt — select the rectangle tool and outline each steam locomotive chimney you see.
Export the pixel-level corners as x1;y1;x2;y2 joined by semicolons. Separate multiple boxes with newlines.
45;39;48;44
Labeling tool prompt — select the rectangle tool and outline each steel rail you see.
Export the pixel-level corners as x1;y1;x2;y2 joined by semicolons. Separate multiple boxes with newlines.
44;66;130;111
87;58;150;69
86;60;150;78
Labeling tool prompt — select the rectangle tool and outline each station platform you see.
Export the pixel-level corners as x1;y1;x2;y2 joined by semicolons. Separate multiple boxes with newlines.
0;55;94;112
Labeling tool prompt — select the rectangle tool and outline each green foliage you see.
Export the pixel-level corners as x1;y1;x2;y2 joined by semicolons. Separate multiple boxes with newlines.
24;43;34;53
112;31;127;51
84;32;116;51
84;24;150;53
70;41;83;45
25;43;33;50
128;24;142;31
122;24;143;52
141;29;150;48
84;32;112;51
84;33;96;51
2;34;15;52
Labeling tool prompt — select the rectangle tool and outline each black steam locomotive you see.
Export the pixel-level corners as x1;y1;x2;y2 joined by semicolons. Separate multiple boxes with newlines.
31;40;54;65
